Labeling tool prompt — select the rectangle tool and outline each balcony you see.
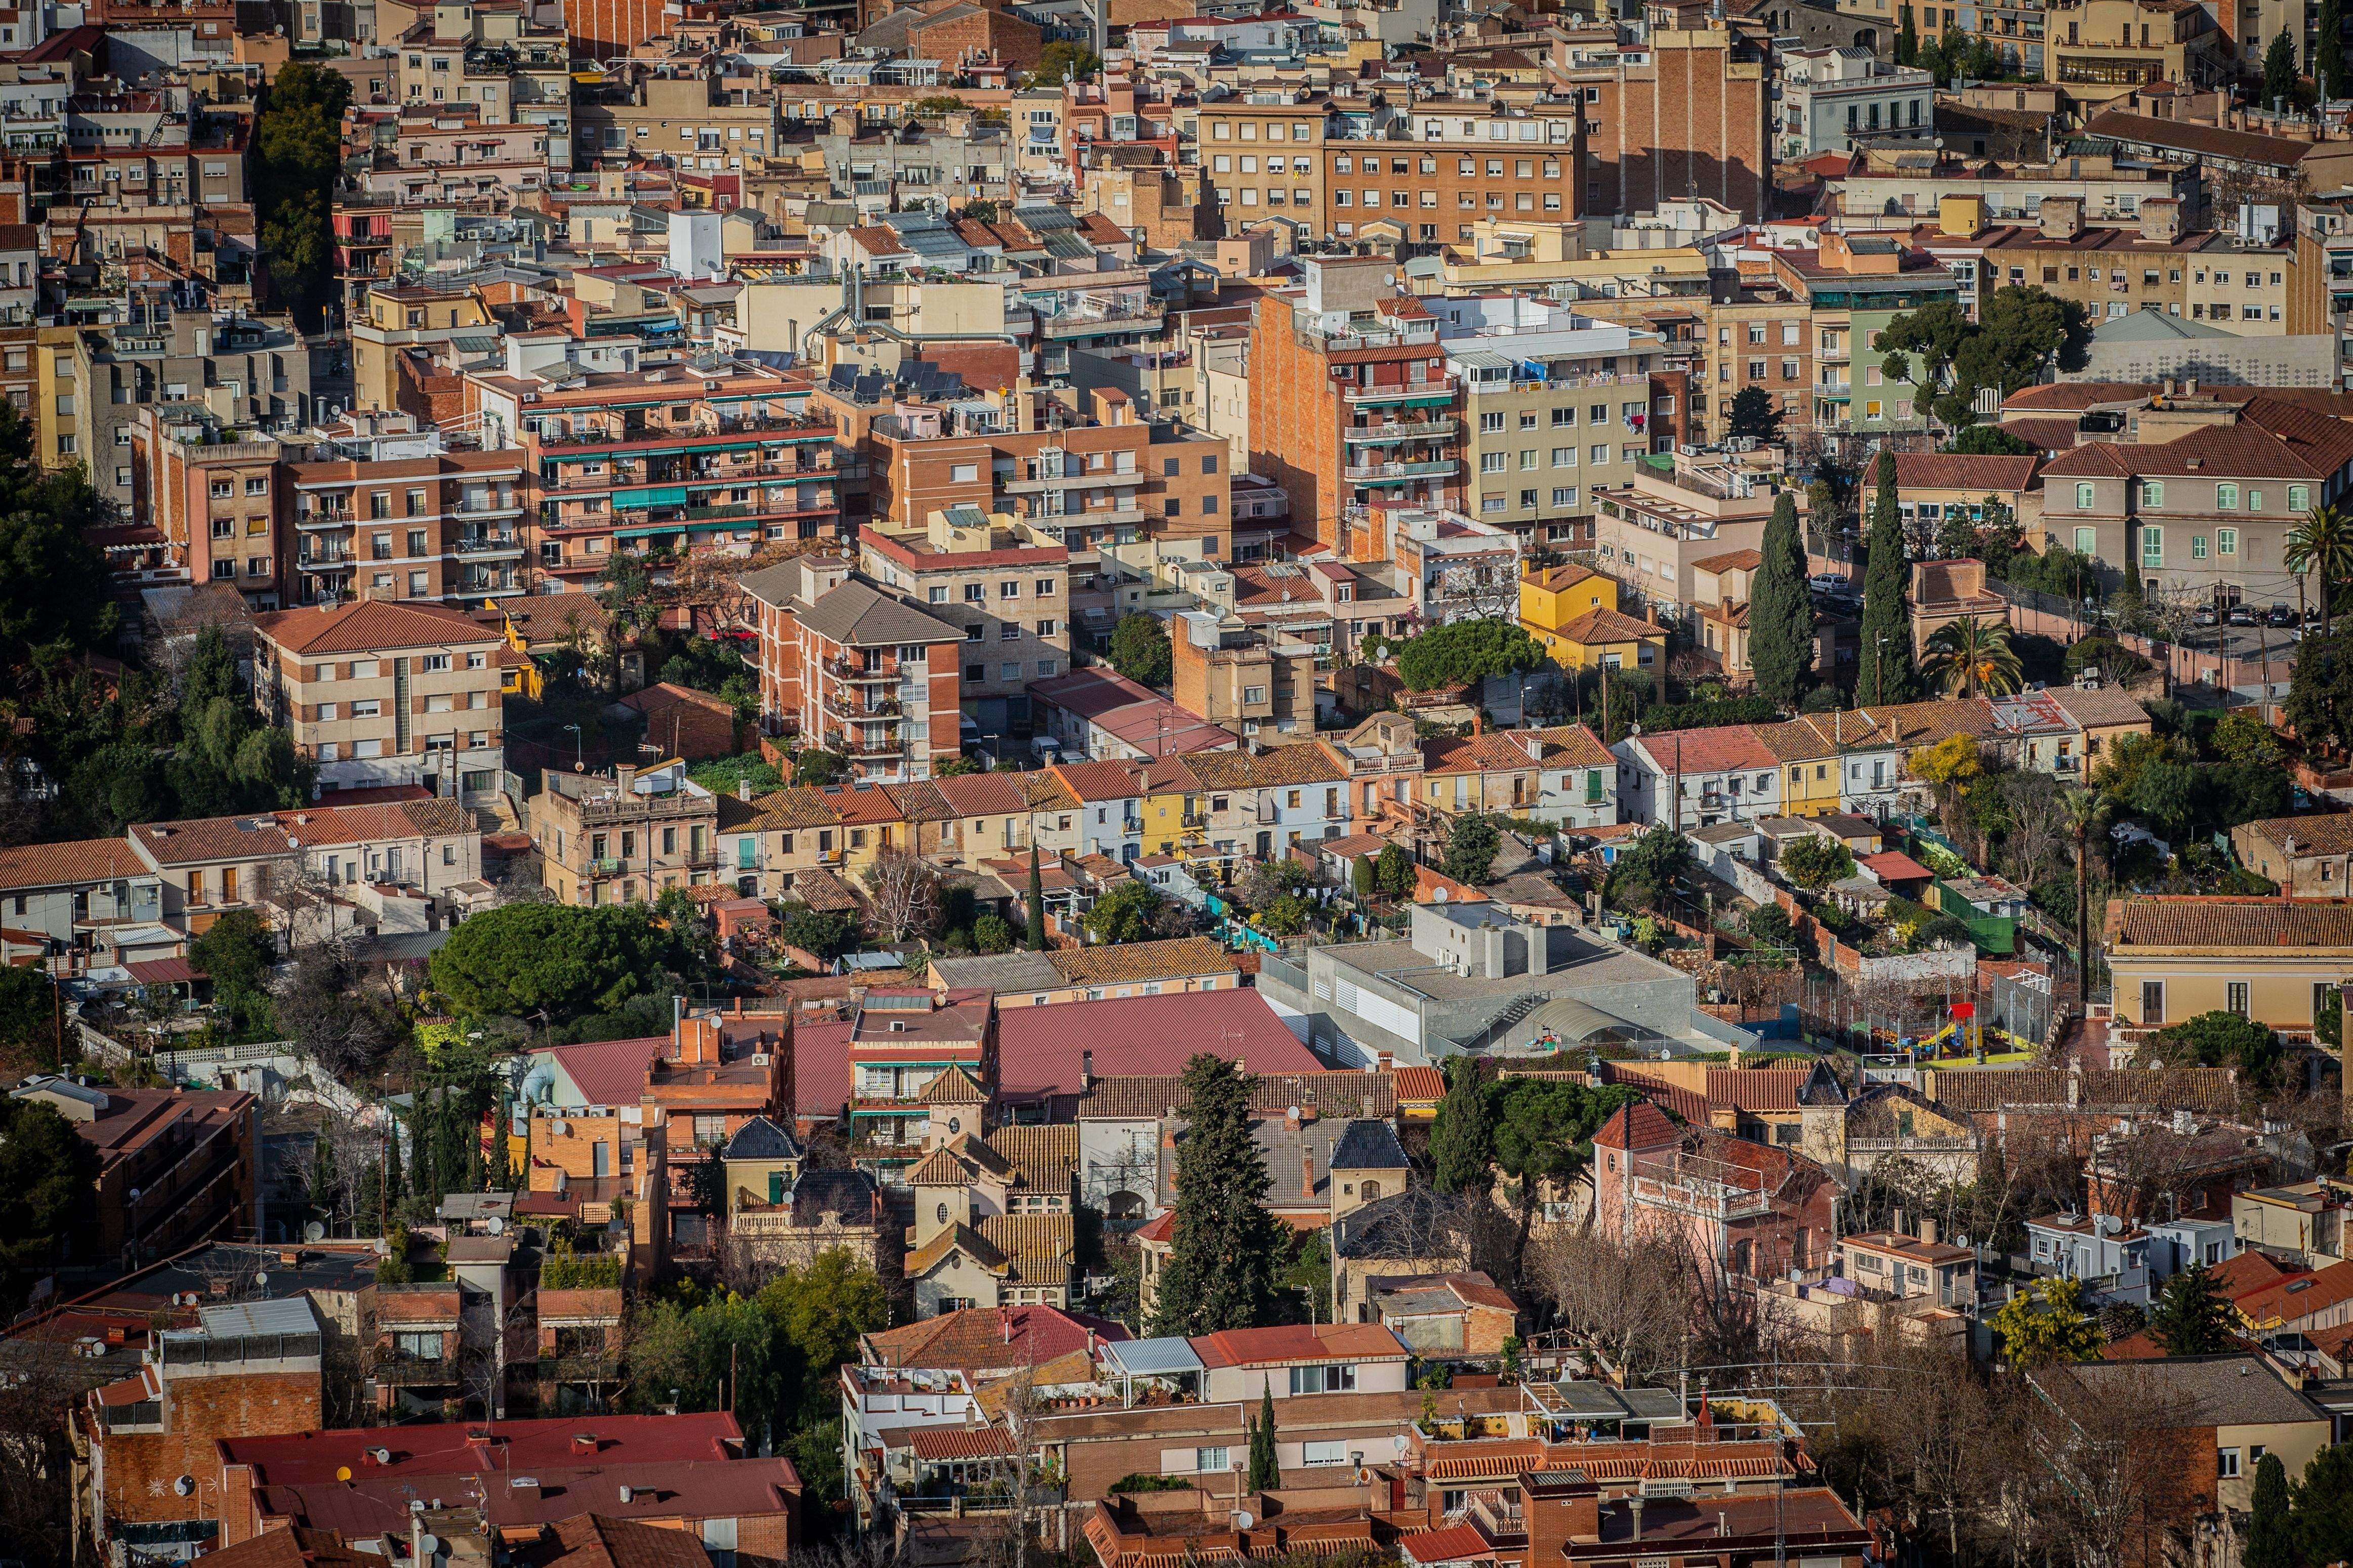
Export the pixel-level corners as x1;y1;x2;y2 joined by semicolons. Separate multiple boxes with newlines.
1345;458;1459;484
371;1357;459;1387
1000;469;1129;495
848;732;909;760
1344;377;1458;406
295;510;355;531
1037;304;1166;340
1344;417;1459;443
826;656;900;683
456;531;522;556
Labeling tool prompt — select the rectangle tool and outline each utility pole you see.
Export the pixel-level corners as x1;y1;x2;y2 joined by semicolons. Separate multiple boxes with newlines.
1672;733;1683;834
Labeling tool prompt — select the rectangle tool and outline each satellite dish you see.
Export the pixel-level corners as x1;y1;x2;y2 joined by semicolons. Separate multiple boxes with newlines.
486;1216;505;1236
1233;1511;1254;1530
419;1536;441;1559
174;1476;195;1497
255;1272;269;1289
374;1448;392;1465
128;1188;141;1204
304;1222;327;1243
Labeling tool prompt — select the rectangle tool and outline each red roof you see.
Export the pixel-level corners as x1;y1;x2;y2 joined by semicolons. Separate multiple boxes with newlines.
794;1021;852;1118
125;958;204;986
1188;1322;1408;1368
1594;1101;1683;1151
862;1305;1130;1372
1399;1525;1499;1565
533;1035;665;1110
1392;1065;1446;1104
1631;724;1777;775
1861;850;1935;882
219;1412;746;1486
2239;1259;2353;1324
994;989;1318;1104
2213;1248;2300;1299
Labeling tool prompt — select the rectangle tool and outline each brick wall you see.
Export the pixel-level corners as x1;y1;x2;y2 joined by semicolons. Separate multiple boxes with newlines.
102;1369;321;1529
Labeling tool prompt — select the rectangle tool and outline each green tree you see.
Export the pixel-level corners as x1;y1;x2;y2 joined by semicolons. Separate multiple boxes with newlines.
791;748;845;787
2289;624;2353;758
1726;385;1784;444
1605;823;1694;912
1025;844;1049;947
2146;1262;2236;1356
1351;854;1376;899
1878;287;2089;429
1946;425;2036;456
0;1096;100;1310
1247;1381;1281;1491
1489;1079;1642;1258
2286;504;2353;634
1395;620;1545;691
1438;812;1501;884
1430;1057;1492;1194
1921;615;2024;698
2210;710;2285;767
1027;40;1102;85
1084;879;1161;943
1858;450;1915;706
756;1249;891;1428
1108;613;1173;687
427;902;672;1023
1897;2;1919;63
1989;1278;2102;1366
2264;28;2300;107
2322;0;2347;102
2249;1453;2294;1568
2292;1440;2353;1567
254;63;353;329
1373;843;1416;898
1779;834;1854;891
1148;1054;1292;1336
2141;1009;2284;1088
192;908;276;1035
623;1290;782;1441
1747;490;1814;708
1258;892;1311;937
0;966;57;1074
775;903;858;962
973;913;1014;953
0;403;116;673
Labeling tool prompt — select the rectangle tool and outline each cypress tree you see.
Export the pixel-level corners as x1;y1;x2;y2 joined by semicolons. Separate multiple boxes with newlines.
2264;28;2298;110
1025;844;1048;949
1148;1054;1291;1337
1746;489;1815;709
1896;3;1918;65
2248;1453;2293;1568
2323;0;2346;102
1248;1380;1282;1491
1857;450;1915;706
1430;1057;1492;1194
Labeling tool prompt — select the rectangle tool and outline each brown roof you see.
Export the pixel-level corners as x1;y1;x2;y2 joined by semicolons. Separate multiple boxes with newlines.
2107;895;2353;949
131;814;298;867
1045;935;1240;987
1551;606;1665;645
749;786;842;830
0;836;150;889
533;1512;728;1568
933;772;1033;817
1893;452;2042;493
1079;1070;1396;1121
1690;548;1764;574
2238;814;2353;855
2042;398;2353;483
253;598;501;656
987;1123;1079;1193
2085;109;2317;169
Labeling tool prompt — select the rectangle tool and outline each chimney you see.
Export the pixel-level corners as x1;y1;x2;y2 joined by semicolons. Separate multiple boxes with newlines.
1523;734;1543;762
1081;1049;1094;1088
1302;1148;1317;1198
1472;713;1483;738
737;776;753;801
1919;1216;1939;1246
572;1433;599;1455
1628;1497;1644;1542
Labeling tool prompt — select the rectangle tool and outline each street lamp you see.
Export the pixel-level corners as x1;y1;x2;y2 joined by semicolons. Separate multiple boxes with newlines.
563;724;583;771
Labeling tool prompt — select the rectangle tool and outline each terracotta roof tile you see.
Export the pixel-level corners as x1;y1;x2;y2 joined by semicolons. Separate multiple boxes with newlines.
2107;895;2353;949
0;836;150;889
1893;452;2042;493
1045;936;1240;987
253;599;501;656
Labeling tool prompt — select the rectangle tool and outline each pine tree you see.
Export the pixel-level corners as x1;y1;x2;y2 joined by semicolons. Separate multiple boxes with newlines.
1248;1380;1282;1491
2264;28;2298;110
1857;449;1915;706
2248;1453;2294;1568
1025;844;1048;949
1148;1054;1291;1337
1430;1057;1492;1193
2148;1261;2236;1355
1747;489;1815;709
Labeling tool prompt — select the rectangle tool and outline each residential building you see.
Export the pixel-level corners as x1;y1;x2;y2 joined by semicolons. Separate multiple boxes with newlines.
251;599;507;799
1979;202;2291;332
2104;895;2353;1033
2041;391;2353;603
1250;257;1461;555
1591;456;1797;628
0;837;166;975
1837;1230;1977;1306
2233;815;2353;897
1550;22;1774;222
1027;666;1234;762
857;507;1072;742
2020;1357;2330;1516
1592;1101;1839;1282
349;281;503;416
134;406;289;610
2047;0;2223;96
1435;296;1663;550
794;989;994;1186
9;1076;258;1276
638;1009;788;1273
1778;49;1935;158
533;761;722;906
1613;723;1783;827
740;553;966;784
75;1297;323;1563
1168;610;1316;741
1769;233;1961;446
1416;727;1618;829
281;416;530;610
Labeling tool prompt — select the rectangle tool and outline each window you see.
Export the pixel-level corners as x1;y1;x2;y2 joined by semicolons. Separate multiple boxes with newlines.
2291;485;2311;512
2074;526;2097;556
1289;1364;1356;1393
2141;527;2163;568
1302;1441;1350;1467
2140;480;2162;507
2077;482;2095;510
2228;981;2250;1016
950;462;979;484
2219;1449;2242;1480
1194;1448;1231;1473
2217;527;2238;556
2141;980;2165;1023
2217;483;2240;510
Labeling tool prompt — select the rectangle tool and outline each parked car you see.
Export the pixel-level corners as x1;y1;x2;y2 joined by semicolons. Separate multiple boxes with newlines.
2194;605;2218;627
1808;572;1848;594
2267;603;2297;627
2227;606;2257;626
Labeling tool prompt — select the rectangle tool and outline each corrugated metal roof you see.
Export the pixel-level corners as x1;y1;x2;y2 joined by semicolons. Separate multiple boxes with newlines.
196;1297;320;1337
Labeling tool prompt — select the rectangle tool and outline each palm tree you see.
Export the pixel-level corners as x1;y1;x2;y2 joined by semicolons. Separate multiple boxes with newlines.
2286;503;2353;634
2059;787;2109;1011
1921;615;2025;698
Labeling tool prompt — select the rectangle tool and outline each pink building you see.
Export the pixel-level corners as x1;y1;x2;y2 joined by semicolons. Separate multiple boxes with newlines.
1591;1101;1837;1281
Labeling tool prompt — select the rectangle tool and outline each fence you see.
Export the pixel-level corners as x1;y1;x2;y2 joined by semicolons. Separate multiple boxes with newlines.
1989;579;2297;698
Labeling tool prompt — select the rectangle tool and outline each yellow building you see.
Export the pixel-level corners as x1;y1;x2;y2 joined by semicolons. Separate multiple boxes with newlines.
2104;896;2353;1034
1757;718;1845;816
350;282;499;413
1521;563;1667;683
1519;561;1615;634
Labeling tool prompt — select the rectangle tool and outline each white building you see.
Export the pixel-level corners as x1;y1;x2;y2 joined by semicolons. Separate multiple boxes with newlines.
1779;49;1935;158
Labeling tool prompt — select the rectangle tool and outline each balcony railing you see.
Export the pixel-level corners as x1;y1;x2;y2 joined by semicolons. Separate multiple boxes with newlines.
826;656;900;683
371;1357;459;1387
1345;458;1459;483
1344;418;1459;443
1345;378;1458;405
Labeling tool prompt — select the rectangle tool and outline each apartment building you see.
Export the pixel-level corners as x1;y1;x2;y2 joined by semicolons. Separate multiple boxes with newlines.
2040;390;2353;604
1169;610;1316;741
283;417;529;609
1251;257;1462;556
740;553;966;783
465;358;841;590
2047;0;2223;94
1550;22;1773;222
571;61;779;169
351;281;502;414
1979;198;2291;331
251;598;508;797
135;406;287;610
1593;457;1797;626
47;311;314;507
1778;48;1935;157
1768;232;1962;445
535;761;723;906
1435;296;1662;551
858;507;1072;742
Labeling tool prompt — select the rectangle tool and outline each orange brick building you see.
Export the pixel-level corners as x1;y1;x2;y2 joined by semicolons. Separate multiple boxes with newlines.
1551;22;1774;222
1248;257;1461;556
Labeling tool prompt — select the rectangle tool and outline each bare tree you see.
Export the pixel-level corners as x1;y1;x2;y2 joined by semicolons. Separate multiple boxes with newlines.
1818;1341;2027;1568
2022;1365;2207;1568
0;1335;101;1566
862;845;942;943
276;949;408;1084
1526;1227;1690;1384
